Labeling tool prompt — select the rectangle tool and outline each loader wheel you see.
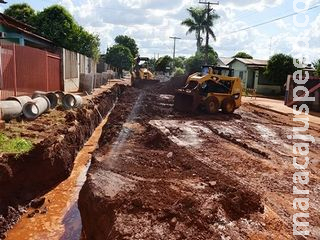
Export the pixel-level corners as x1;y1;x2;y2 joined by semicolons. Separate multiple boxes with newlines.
205;96;219;114
222;98;236;114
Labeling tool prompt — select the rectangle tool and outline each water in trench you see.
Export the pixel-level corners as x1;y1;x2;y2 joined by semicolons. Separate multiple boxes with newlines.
6;107;115;240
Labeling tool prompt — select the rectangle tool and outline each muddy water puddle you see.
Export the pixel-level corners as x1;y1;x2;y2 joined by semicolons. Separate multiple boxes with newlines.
6;116;111;240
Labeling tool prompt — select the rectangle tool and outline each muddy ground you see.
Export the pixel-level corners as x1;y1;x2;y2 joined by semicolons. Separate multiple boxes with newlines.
79;87;320;240
0;84;125;238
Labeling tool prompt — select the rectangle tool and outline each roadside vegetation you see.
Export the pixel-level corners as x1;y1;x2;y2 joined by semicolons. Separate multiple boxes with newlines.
0;133;33;154
4;4;100;60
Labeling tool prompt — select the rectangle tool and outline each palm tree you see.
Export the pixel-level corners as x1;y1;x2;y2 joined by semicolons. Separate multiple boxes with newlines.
181;7;206;53
181;7;219;53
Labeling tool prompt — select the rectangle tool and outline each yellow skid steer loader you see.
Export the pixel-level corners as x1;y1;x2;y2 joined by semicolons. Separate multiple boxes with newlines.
174;66;242;114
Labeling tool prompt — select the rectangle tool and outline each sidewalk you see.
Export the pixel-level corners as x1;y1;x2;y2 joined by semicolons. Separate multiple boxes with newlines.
243;97;320;124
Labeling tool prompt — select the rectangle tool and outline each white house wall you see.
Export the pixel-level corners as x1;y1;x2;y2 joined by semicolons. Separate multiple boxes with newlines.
229;60;248;88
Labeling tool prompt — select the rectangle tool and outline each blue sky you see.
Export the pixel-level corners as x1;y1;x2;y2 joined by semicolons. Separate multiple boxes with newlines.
1;0;320;62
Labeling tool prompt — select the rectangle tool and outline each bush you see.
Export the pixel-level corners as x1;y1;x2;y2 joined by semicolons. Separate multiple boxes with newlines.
174;67;185;76
185;52;217;74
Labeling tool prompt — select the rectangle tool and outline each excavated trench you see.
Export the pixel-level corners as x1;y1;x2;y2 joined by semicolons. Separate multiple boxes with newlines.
2;79;320;239
0;84;125;239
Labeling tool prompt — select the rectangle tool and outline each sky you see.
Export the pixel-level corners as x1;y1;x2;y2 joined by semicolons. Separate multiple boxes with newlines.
1;0;320;62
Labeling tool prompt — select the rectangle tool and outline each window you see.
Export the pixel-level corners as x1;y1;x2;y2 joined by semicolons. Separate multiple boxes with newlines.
239;71;244;80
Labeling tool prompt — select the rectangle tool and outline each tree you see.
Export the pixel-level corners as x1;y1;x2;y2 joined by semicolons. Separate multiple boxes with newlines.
199;45;218;59
313;59;320;76
34;5;100;60
155;55;173;72
181;7;219;53
115;35;139;58
265;53;297;85
4;3;36;25
35;5;78;50
173;56;186;69
105;45;133;75
233;52;253;59
72;26;100;60
185;52;218;74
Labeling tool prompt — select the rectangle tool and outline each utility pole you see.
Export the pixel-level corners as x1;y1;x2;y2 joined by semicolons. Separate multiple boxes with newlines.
170;37;181;71
170;36;181;60
199;0;219;64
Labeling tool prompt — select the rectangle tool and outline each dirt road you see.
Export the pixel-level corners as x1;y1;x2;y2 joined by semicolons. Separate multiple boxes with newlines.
79;88;320;239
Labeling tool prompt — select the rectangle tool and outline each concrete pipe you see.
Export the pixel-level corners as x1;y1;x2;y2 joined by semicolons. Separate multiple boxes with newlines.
62;94;83;109
80;73;94;94
94;73;102;88
0;100;23;121
102;72;109;85
7;96;32;107
23;96;51;120
32;91;59;109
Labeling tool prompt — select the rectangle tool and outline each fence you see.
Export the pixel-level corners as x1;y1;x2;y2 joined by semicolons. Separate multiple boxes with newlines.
285;75;320;111
0;42;62;100
63;49;97;92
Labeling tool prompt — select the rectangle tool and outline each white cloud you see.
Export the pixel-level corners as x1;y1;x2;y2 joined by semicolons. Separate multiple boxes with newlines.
53;0;319;62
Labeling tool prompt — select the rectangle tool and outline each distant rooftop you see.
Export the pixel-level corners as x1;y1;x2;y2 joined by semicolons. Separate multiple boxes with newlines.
232;58;268;66
218;57;234;66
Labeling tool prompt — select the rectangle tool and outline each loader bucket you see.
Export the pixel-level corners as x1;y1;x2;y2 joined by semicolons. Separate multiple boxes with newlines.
174;90;200;113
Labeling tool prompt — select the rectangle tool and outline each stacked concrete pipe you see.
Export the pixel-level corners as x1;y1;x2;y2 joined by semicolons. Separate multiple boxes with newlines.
62;94;83;110
0;96;32;121
80;73;94;94
0;100;23;121
32;91;61;109
23;96;51;120
101;72;109;85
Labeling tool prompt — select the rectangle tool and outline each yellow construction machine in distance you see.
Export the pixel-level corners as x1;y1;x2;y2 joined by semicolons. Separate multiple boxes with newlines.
131;57;159;88
174;66;242;114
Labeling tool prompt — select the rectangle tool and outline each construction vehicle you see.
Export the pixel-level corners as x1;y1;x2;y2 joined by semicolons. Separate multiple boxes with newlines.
174;66;242;114
131;57;159;88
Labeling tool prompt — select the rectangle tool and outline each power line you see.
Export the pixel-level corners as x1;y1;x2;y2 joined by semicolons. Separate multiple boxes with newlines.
224;3;320;35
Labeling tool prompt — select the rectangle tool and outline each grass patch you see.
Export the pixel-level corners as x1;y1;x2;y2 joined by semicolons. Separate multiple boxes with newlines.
0;133;33;154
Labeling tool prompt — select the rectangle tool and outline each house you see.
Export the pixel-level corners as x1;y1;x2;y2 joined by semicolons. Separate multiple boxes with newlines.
0;13;57;52
218;57;317;96
225;58;279;95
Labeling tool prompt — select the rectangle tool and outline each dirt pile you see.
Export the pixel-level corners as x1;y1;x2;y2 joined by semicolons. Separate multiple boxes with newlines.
153;74;188;95
0;84;125;237
78;90;267;240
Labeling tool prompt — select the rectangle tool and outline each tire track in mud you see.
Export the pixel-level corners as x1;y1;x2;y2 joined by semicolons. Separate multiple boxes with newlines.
200;121;270;159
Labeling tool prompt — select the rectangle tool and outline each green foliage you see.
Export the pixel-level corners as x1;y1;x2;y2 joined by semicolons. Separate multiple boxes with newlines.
233;52;253;59
0;133;33;154
185;52;218;74
4;3;36;25
173;56;186;69
199;45;218;59
33;5;76;48
105;45;133;71
115;35;139;58
264;53;298;85
181;7;219;52
174;67;185;76
148;58;157;72
4;4;100;60
313;59;320;76
155;55;173;72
